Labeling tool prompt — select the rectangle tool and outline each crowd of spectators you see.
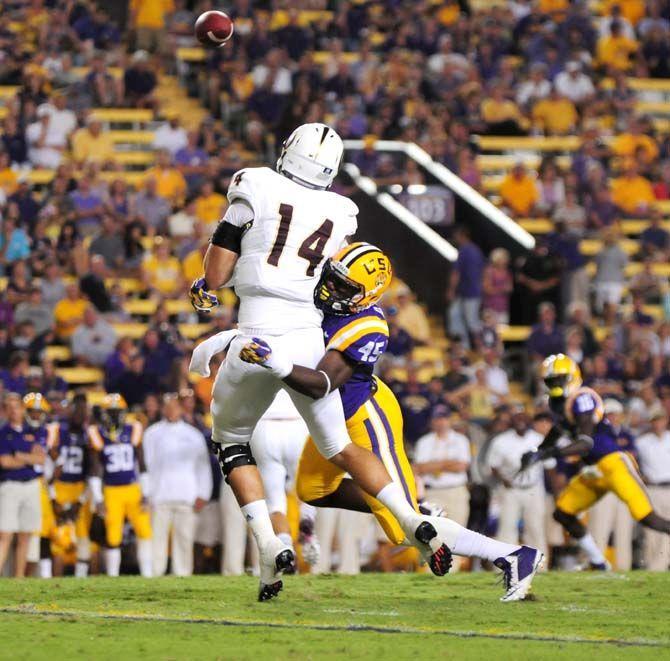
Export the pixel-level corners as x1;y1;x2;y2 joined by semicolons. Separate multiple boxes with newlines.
1;0;670;574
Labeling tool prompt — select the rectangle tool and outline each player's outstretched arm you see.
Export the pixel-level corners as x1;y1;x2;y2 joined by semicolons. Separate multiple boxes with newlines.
283;350;355;399
239;338;354;398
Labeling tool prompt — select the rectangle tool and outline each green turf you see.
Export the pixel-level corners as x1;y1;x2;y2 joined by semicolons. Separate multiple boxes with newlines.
1;572;668;660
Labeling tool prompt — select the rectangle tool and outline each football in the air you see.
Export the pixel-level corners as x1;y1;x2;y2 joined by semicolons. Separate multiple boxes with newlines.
194;10;234;48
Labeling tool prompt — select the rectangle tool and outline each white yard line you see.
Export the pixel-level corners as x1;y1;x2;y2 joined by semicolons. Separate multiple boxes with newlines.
1;606;667;649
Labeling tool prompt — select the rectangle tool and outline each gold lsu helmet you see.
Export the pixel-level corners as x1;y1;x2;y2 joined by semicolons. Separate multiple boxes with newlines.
541;353;582;399
23;392;50;428
315;242;392;315
100;393;128;429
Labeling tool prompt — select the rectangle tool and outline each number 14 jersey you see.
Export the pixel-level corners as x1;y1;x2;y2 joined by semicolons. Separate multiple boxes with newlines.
227;167;358;333
323;305;389;419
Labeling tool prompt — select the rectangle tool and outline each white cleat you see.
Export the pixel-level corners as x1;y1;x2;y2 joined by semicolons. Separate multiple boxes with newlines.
258;537;295;602
494;545;544;603
299;519;321;567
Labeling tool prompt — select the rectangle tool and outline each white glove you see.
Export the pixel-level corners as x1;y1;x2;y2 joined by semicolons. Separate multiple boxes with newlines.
189;329;241;377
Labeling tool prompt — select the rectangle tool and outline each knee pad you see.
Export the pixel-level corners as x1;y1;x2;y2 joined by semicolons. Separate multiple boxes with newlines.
214;442;256;483
553;508;585;538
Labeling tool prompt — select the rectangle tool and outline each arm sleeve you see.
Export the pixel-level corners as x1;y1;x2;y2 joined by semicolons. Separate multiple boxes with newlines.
210;201;254;253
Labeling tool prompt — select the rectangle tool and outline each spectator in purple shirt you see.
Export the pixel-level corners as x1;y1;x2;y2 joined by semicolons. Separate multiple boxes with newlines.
447;225;485;348
69;177;104;237
0;351;29;394
174;131;208;193
527;302;565;361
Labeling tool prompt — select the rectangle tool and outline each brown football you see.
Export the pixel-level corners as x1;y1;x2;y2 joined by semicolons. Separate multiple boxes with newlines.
194;10;234;48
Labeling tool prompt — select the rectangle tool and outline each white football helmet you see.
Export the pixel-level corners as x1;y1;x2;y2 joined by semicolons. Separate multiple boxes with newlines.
276;123;343;190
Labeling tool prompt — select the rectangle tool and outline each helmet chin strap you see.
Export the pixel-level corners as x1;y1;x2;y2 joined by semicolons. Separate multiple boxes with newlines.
278;167;329;190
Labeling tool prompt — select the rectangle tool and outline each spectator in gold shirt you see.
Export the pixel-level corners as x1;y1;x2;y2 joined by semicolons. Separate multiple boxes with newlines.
611;160;656;216
500;162;540;217
610;117;659;166
532;87;578;135
597;20;638;71
71;118;115;167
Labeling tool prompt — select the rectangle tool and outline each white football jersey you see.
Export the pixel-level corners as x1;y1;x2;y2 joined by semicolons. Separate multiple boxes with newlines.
227;167;358;332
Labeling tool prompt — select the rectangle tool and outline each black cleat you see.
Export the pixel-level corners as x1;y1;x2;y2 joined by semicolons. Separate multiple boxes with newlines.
415;521;453;576
257;548;296;602
258;580;283;602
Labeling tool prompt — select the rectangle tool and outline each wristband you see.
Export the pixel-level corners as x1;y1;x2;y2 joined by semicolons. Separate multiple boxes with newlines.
318;370;331;397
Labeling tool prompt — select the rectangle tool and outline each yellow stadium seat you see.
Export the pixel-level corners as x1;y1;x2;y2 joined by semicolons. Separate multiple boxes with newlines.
71;66;123;79
517;218;554;233
178;323;212;339
90;108;154;124
411;346;445;363
56;367;104;385
635;101;670;115
123;299;158;316
27;169;55;185
113;151;155;166
165;299;196;315
44;346;72;363
177;47;206;62
112;323;148;339
580;238;638;256
600;77;670;93
311;51;360;65
108;130;155;144
475;135;582;152
500;326;531;342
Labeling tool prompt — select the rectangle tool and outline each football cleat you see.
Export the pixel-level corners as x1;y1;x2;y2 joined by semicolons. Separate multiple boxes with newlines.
418;500;446;518
258;540;295;602
414;520;453;576
576;559;612;571
494;546;544;602
298;518;321;566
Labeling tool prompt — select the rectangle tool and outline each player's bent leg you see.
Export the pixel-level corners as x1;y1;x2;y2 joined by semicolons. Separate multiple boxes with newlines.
639;512;670;534
555;475;610;569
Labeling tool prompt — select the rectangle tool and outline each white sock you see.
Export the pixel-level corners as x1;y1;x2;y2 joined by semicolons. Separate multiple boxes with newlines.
39;558;52;578
430;516;520;562
75;561;89;578
241;500;276;549
375;483;418;529
277;532;293;549
577;533;606;565
137;539;153;577
105;547;121;576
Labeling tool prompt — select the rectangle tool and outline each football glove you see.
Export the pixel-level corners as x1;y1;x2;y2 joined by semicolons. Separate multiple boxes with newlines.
239;337;293;378
190;277;219;313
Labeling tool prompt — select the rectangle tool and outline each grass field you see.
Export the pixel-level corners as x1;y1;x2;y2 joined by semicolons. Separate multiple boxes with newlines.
1;572;669;660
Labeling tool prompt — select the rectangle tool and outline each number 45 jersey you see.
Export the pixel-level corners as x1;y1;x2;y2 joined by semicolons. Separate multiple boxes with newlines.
323;304;389;420
87;422;143;486
227;167;358;333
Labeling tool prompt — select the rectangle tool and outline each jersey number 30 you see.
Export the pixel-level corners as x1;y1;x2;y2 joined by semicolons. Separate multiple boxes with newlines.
267;203;334;276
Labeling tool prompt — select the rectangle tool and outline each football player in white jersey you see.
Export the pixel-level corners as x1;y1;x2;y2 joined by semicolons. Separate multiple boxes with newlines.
250;390;320;566
190;123;450;600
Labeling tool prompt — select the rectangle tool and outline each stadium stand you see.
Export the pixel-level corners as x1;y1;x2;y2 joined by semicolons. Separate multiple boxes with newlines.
1;0;670;578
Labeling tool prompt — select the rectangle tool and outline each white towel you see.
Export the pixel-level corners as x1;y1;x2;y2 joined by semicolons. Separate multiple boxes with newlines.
188;329;241;377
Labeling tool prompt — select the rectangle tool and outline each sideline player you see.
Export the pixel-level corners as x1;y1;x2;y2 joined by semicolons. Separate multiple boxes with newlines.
49;393;93;577
189;123;450;600
240;243;544;602
521;354;670;568
87;394;152;577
